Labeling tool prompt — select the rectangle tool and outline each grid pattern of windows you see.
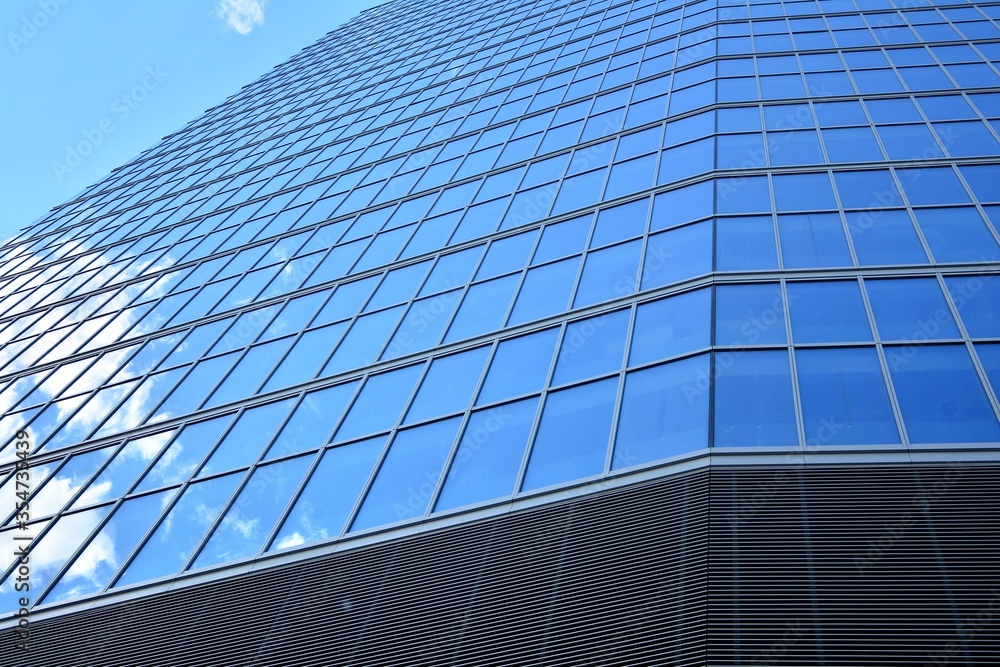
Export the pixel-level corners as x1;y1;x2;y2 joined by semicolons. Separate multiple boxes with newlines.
1;0;1000;618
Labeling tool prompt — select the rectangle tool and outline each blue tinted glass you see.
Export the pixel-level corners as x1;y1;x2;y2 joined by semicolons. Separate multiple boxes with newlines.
640;221;713;290
508;257;579;325
778;213;853;268
612;354;710;469
351;417;462;530
651;180;714;230
974;343;1000;397
405;347;490;423
365;262;429;311
522;377;617;491
895;167;970;206
263;323;345;391
445;274;519;342
265;382;359;459
271;437;384;549
915;208;999;263
773;173;837;212
716;175;772;214
477;328;558;405
435;398;539;512
716;283;787;346
717;133;765;170
658;137;715;184
551;168;607;215
796;347;900;445
78;431;179;504
630;288;711;366
788;281;872;343
833;170;903;209
552;309;629;386
420;247;482;296
822;127;884;162
716;216;779;271
382;291;460;360
475;232;535;280
44;489;175;603
959;165;1000;203
335;364;422;442
115;472;243;587
947;276;1000;338
136;418;229;491
312;277;377;326
532;215;591;264
845;210;927;265
714;350;798;447
865;278;960;341
591;199;648;248
573;239;642;308
888;344;1000;443
199;399;294;475
322;306;403;375
193;454;312;568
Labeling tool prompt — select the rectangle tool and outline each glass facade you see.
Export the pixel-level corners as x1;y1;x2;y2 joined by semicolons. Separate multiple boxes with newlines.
2;0;1000;618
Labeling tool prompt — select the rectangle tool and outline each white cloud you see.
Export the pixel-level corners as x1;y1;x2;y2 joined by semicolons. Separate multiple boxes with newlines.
214;0;266;35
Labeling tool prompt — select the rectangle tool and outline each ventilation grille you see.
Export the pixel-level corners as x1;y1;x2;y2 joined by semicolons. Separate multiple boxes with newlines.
5;464;1000;666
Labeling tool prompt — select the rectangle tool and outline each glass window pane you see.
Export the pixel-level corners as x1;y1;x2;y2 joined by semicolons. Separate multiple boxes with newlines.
405;347;491;423
521;377;618;491
322;305;404;375
532;215;591;264
199;399;295;476
949;277;1000;338
796;347;900;445
552;309;629;386
264;382;359;460
846;209;928;265
335;364;423;442
716;216;779;271
262;323;346;391
420;247;482;296
192;454;313;568
382;291;461;360
714;350;798;447
475;232;535;280
43;488;176;603
271;437;385;550
716;284;787;346
640;221;713;290
778;213;853;268
115;472;244;587
630;288;711;366
612;354;710;469
508;257;580;326
915;208;999;263
477;328;559;405
74;431;176;506
573;240;642;308
135;418;230;492
590;199;648;248
26;446;115;519
866;278;960;341
203;338;291;409
351;417;462;530
888;344;1000;443
435;398;539;512
788;281;873;343
444;274;520;342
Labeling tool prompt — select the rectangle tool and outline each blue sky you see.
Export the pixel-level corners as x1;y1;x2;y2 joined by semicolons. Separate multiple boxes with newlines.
0;0;384;243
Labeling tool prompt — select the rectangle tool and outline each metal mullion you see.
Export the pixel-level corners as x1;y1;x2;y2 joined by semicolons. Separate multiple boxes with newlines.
511;318;568;496
603;300;638;474
856;274;913;450
257;447;326;556
422;338;499;516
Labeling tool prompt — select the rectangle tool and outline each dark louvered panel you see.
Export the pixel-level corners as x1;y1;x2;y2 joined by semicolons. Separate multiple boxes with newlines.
5;471;708;667
707;465;1000;666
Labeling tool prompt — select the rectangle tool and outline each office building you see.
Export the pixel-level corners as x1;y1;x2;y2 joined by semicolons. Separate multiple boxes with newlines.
1;0;1000;663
